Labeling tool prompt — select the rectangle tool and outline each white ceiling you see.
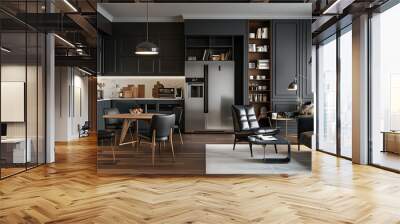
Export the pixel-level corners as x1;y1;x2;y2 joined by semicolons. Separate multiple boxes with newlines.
98;3;312;22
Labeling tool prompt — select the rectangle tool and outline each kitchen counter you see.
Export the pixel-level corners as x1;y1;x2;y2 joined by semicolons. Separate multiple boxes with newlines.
97;97;184;131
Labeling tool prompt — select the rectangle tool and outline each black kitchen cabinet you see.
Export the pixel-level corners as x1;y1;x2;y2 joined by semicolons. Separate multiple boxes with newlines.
101;23;184;76
103;36;117;74
184;20;247;36
271;20;312;110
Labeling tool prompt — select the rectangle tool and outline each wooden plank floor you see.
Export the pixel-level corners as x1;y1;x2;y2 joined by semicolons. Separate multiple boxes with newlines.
1;135;400;223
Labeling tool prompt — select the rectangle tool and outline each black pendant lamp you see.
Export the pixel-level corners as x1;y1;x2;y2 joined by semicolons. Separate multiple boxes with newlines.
135;1;159;55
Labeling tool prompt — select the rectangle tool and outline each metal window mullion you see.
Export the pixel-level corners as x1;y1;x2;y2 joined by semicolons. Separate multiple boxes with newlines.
336;31;341;157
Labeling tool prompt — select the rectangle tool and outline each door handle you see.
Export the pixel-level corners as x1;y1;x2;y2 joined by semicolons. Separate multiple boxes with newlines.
204;64;208;113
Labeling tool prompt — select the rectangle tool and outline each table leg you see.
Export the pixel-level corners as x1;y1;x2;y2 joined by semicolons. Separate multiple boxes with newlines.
119;119;130;145
136;120;139;151
381;133;386;152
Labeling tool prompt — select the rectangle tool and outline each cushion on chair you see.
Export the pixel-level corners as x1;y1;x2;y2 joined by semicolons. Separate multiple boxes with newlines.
232;105;261;131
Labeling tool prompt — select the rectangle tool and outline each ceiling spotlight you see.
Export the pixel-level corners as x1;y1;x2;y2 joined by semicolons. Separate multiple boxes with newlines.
78;67;93;76
63;0;78;12
1;47;11;53
54;34;75;48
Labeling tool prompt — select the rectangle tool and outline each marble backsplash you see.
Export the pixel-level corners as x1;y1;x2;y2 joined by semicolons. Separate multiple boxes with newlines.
97;76;185;98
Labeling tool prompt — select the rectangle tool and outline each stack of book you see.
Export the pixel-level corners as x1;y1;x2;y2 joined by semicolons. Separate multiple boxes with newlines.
257;59;270;70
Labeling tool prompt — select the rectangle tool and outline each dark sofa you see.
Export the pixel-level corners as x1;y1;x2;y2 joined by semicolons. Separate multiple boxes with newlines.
297;116;313;151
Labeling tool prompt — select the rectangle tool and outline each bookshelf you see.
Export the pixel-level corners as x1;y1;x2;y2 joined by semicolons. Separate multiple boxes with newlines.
248;20;272;116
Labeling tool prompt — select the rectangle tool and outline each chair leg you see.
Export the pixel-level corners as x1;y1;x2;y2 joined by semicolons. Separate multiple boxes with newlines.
152;130;156;166
249;142;253;157
274;144;278;154
233;138;237;151
113;135;118;162
111;137;116;163
158;142;161;155
137;137;141;152
129;127;134;142
170;128;175;161
178;129;183;144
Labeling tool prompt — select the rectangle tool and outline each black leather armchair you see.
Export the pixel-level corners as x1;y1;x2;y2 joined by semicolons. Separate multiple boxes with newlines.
297;116;314;151
231;105;279;156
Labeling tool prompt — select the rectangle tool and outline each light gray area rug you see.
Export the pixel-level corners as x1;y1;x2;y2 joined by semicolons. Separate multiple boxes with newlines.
206;144;311;175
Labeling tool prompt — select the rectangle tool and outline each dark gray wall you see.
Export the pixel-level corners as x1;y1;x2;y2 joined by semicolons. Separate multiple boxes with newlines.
272;19;313;113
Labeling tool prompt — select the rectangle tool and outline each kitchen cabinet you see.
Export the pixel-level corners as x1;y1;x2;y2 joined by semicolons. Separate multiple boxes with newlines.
271;20;312;110
101;23;184;76
103;36;117;74
184;20;247;36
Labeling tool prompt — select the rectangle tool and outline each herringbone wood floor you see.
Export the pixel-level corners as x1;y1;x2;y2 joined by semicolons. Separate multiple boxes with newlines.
1;135;400;224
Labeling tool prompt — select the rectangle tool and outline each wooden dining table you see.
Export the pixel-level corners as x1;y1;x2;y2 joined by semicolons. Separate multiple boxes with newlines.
103;113;157;146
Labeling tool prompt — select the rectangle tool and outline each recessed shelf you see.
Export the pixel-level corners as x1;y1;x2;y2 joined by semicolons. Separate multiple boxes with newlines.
248;51;268;53
249;68;270;70
248;90;272;92
187;45;233;48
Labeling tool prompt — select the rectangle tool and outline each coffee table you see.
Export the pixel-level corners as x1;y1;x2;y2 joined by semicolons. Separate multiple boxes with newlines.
248;135;291;163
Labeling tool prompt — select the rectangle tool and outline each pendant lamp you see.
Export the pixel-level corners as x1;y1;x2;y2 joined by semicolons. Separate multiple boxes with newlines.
135;1;159;55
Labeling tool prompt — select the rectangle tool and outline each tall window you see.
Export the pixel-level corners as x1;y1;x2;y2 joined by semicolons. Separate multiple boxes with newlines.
370;3;400;171
317;36;337;154
339;28;352;158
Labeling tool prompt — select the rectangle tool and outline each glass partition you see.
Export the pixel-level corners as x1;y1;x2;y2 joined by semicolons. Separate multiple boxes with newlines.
317;35;337;154
0;3;46;179
1;31;28;177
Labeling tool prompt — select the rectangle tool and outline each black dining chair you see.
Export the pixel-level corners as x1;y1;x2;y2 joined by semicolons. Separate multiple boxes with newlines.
172;107;184;144
104;107;134;144
138;114;176;166
104;108;123;130
97;129;116;162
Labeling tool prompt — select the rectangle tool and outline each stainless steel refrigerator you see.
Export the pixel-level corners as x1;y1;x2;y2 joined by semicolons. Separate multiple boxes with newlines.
185;61;234;132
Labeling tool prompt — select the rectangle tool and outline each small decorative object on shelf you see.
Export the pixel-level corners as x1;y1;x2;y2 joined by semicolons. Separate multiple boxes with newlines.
257;59;270;70
256;45;268;53
249;62;256;69
130;107;143;114
249;44;257;52
256;27;268;39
